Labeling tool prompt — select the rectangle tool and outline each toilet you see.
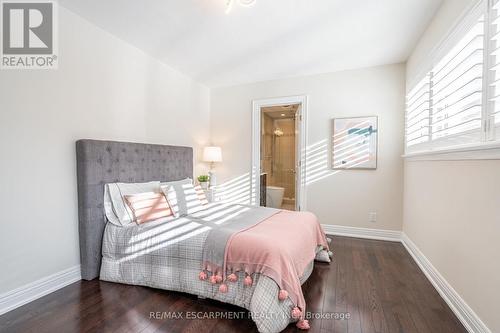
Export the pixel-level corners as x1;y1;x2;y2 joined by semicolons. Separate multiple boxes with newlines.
266;186;285;208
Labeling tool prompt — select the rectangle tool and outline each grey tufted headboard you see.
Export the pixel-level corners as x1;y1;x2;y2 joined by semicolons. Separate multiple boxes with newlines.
76;139;193;280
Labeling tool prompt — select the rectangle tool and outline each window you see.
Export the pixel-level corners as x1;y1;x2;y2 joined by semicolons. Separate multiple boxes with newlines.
405;0;500;154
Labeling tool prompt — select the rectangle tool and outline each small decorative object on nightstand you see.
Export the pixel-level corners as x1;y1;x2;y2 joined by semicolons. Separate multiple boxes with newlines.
203;146;222;188
197;175;210;190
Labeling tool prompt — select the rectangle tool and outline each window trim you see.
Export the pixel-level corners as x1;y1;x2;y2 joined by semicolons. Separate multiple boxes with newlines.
402;140;500;161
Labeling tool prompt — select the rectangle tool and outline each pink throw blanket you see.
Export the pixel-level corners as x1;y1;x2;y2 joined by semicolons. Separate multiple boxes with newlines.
224;210;329;321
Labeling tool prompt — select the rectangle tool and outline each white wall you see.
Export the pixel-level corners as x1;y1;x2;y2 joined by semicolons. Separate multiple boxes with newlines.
404;0;499;332
403;161;500;332
406;0;475;81
0;7;210;294
211;64;405;231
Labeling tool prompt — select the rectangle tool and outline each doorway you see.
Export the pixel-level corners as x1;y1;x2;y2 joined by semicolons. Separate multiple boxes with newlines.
252;96;307;211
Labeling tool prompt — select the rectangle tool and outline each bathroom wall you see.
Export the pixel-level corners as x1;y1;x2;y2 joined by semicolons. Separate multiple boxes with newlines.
260;114;296;199
261;113;274;184
272;118;296;199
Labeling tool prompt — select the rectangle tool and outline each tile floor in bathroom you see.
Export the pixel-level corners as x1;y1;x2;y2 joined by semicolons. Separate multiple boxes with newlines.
281;203;295;210
281;198;295;211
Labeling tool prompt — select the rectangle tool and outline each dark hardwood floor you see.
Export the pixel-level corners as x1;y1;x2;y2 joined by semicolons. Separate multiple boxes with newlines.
0;236;467;333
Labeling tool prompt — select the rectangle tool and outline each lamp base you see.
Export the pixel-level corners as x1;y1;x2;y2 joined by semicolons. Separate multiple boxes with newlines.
208;171;217;187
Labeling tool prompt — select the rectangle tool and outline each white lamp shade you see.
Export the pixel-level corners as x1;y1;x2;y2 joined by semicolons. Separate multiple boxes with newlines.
203;146;222;162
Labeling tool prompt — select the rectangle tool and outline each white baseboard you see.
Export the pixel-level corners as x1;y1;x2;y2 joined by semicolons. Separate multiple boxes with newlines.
401;234;491;333
0;265;81;316
321;224;402;242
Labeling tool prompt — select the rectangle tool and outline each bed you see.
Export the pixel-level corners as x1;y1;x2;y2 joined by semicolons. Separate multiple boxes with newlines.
76;139;331;333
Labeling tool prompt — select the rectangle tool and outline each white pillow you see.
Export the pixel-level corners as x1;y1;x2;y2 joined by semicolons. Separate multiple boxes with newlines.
161;178;206;216
104;181;160;226
160;178;192;188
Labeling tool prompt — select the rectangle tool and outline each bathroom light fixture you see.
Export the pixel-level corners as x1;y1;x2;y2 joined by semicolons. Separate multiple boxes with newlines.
225;0;256;14
281;113;285;117
274;128;284;136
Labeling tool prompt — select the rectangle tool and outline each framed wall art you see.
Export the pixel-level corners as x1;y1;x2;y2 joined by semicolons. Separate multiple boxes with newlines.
331;116;378;169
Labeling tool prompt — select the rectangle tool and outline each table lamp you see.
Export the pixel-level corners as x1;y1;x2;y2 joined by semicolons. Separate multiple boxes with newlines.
203;146;222;187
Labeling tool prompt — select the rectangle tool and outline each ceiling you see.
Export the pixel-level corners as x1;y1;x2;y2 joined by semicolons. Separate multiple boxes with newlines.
59;0;443;88
262;105;299;119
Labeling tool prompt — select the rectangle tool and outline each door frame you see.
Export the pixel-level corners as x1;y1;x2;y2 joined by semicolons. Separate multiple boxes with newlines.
251;95;308;210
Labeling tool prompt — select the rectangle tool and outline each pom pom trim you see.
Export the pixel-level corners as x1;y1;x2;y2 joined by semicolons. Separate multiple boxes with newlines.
278;289;288;301
243;275;253;286
219;283;228;293
291;306;302;319
296;319;310;330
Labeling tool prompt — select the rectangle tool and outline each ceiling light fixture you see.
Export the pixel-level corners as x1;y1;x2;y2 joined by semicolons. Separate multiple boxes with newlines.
274;128;284;137
225;0;256;14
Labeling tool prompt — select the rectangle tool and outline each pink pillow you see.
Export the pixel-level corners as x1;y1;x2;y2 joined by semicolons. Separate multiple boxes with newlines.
124;192;173;225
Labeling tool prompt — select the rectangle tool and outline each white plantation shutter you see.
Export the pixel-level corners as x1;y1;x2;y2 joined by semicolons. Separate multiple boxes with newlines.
430;16;484;145
488;0;500;140
405;75;431;149
404;0;500;154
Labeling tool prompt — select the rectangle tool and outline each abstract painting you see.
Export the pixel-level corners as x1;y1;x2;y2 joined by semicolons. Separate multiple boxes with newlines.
331;116;378;169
